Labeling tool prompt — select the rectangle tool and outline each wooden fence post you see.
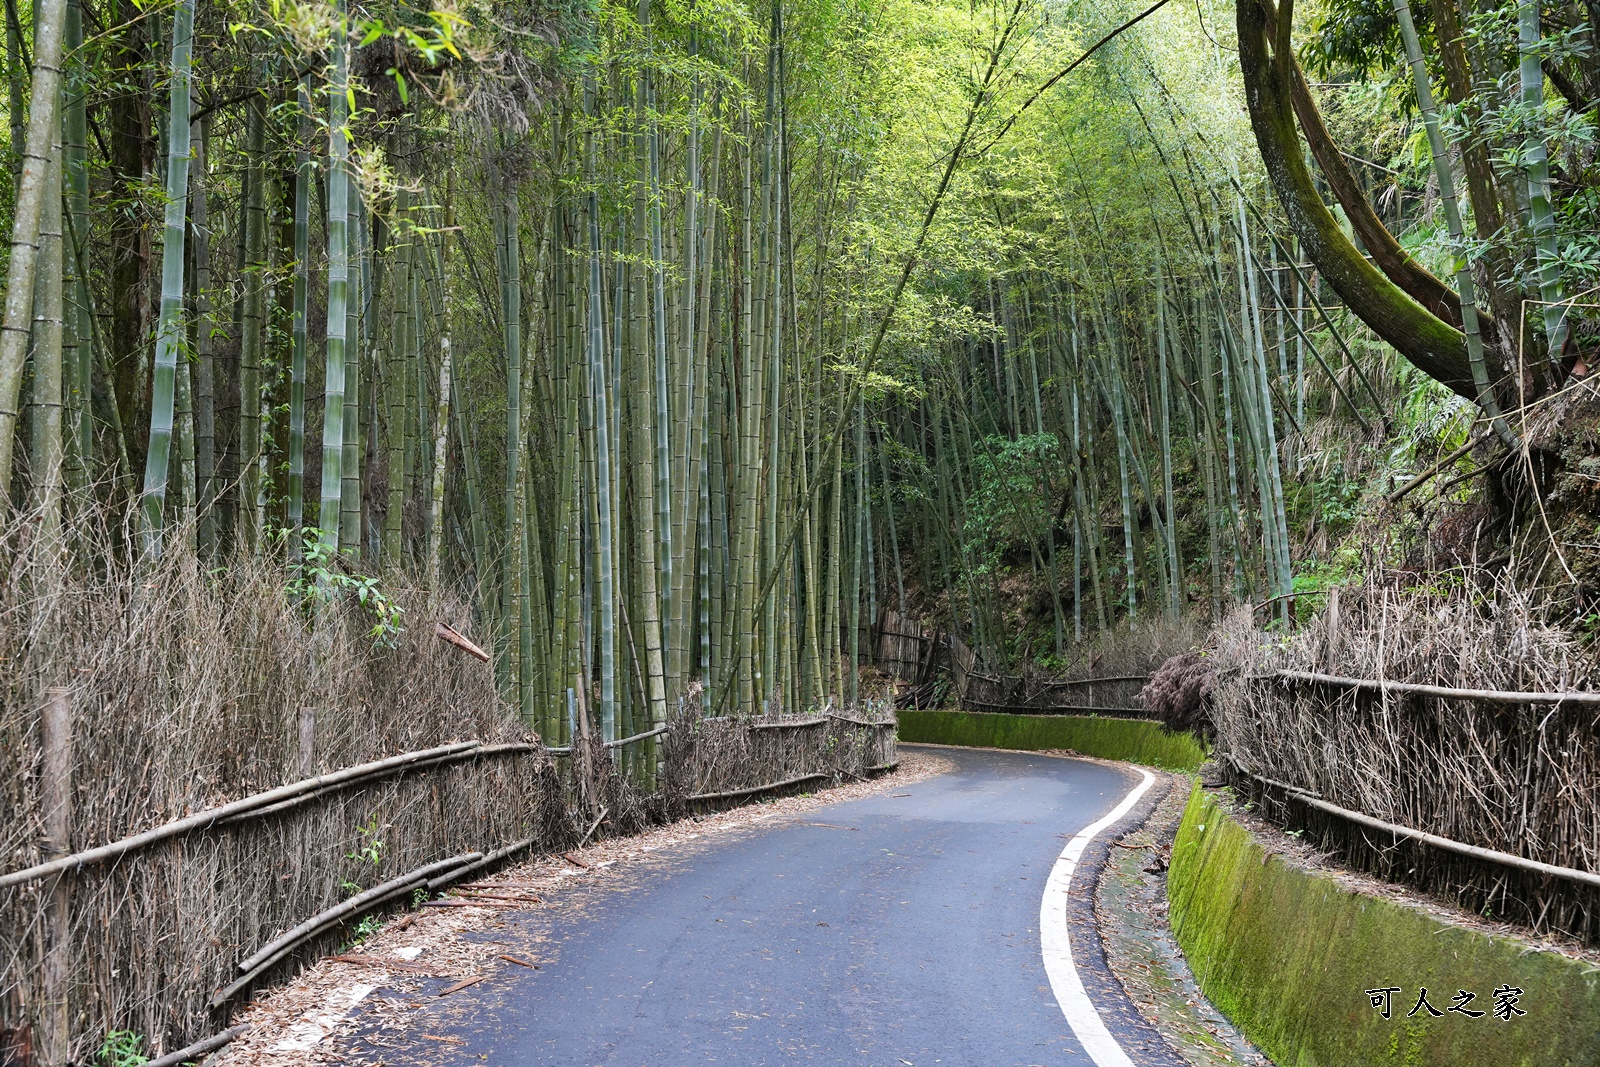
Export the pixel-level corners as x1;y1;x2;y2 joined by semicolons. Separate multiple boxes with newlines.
39;687;72;1067
298;707;316;779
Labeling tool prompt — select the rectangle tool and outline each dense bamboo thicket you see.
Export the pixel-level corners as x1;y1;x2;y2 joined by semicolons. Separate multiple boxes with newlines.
5;0;1600;1051
4;0;1599;717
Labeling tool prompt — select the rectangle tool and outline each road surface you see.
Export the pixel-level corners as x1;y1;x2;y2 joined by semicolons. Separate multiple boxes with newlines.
407;746;1183;1066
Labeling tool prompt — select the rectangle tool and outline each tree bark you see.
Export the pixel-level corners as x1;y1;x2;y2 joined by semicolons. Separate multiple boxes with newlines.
1237;0;1486;400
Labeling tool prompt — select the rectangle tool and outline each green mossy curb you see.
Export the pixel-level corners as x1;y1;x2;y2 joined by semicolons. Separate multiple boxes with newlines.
895;709;1205;772
1167;785;1600;1067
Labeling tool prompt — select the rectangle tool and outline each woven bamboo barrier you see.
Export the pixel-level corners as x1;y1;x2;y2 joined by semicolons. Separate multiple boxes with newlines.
1211;582;1600;943
0;554;899;1063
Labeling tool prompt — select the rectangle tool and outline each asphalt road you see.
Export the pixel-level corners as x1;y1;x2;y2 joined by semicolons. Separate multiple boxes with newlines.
417;746;1182;1067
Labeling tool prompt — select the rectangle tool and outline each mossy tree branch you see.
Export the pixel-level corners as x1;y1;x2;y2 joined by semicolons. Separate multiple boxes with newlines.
1237;0;1488;401
1288;62;1460;328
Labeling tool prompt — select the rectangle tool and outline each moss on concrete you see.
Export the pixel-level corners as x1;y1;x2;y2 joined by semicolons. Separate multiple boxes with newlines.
896;710;1205;772
1167;786;1600;1067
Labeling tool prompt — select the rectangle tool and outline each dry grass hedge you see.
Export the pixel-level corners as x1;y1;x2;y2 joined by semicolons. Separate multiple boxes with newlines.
1209;577;1600;942
0;522;895;1063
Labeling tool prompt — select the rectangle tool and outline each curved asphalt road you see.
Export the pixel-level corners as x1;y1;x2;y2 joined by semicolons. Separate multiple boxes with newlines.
417;746;1182;1067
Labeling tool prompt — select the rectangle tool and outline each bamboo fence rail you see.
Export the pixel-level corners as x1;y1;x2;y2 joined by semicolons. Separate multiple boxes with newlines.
1266;667;1600;707
1;701;898;1062
1211;589;1600;944
1228;756;1600;891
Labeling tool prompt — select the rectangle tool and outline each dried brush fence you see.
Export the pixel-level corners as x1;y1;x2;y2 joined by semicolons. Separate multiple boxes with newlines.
668;703;899;803
940;617;1208;717
949;636;1152;716
1210;582;1600;943
0;543;896;1064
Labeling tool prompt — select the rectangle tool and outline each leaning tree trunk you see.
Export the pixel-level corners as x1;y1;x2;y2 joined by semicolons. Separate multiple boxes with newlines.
1236;0;1485;401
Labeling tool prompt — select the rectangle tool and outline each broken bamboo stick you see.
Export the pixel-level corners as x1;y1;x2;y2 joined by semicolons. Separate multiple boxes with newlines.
142;1024;251;1067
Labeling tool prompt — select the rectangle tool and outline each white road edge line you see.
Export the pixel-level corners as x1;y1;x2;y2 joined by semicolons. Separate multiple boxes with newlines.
1040;767;1157;1067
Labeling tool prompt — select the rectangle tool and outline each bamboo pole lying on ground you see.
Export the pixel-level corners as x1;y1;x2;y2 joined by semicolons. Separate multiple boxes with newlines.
143;1024;251;1067
427;836;542;892
688;772;832;803
213;853;479;1007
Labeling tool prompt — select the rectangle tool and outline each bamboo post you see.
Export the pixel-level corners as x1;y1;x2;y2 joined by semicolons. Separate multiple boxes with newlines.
298;707;315;779
1326;586;1341;663
573;674;594;813
40;686;72;1067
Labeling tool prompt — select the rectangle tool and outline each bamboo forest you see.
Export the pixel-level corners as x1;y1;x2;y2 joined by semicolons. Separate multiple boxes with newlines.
4;0;1600;1061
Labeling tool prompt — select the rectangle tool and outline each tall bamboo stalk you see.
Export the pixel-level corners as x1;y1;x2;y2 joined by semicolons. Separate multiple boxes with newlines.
0;0;70;500
340;192;365;555
238;81;269;551
136;0;194;557
1517;0;1569;371
1393;0;1515;446
319;2;351;553
29;123;65;564
287;77;312;552
427;184;455;595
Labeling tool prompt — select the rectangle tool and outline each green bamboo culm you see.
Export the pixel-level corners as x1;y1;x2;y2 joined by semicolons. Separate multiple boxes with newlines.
136;0;196;558
287;75;312;554
63;0;93;485
29;122;66;565
0;0;71;501
1517;0;1569;372
319;0;351;553
1391;0;1514;447
238;82;268;551
585;73;618;742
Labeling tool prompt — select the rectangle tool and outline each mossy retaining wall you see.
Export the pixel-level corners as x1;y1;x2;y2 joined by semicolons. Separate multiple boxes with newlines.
1167;786;1600;1067
895;710;1205;772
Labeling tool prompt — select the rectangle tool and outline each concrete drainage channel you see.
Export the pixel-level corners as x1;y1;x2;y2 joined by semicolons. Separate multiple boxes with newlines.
896;709;1206;772
1167;788;1600;1067
900;712;1600;1067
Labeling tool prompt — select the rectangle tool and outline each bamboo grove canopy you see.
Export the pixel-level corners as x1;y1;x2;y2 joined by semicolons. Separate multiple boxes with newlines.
2;0;1598;734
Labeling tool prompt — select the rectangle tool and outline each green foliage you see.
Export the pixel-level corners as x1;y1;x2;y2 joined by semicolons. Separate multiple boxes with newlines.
284;529;406;648
96;1031;147;1067
348;817;385;866
348;913;385;945
341;816;386;894
1302;0;1417;79
961;433;1062;574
